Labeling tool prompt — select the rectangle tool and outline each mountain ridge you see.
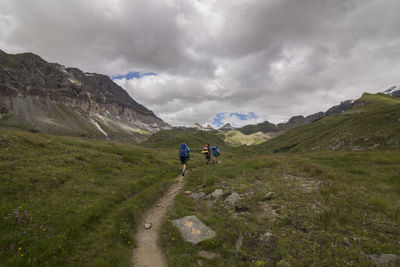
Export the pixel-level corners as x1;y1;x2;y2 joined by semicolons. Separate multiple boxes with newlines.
0;49;170;142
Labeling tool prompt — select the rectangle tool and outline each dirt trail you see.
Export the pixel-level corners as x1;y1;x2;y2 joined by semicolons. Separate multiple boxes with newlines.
132;174;185;267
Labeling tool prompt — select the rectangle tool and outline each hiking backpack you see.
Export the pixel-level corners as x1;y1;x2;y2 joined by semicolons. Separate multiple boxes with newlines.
179;143;190;158
202;144;209;154
211;146;220;156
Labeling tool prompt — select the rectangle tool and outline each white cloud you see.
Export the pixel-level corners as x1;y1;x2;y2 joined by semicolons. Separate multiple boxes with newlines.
1;0;399;127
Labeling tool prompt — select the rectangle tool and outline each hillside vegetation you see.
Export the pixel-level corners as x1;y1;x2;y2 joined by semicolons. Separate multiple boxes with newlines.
218;130;280;146
1;92;400;266
0;128;178;266
256;93;400;153
161;151;400;266
143;128;228;151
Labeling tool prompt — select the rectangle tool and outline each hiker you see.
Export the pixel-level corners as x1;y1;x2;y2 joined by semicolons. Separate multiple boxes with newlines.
179;143;190;176
202;143;211;164
210;144;220;164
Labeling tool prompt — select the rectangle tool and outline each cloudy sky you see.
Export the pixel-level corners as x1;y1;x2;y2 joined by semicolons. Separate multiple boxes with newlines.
1;0;399;127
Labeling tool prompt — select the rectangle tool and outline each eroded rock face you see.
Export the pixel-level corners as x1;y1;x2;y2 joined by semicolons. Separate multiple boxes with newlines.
0;50;170;141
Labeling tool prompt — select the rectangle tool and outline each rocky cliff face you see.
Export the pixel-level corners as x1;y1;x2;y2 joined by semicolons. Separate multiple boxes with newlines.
0;49;170;142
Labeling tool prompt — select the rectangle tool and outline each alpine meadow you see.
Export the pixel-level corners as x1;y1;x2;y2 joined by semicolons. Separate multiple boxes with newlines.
1;0;400;266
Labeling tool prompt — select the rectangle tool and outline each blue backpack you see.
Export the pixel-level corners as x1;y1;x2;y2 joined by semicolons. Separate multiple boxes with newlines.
179;143;190;159
211;146;219;156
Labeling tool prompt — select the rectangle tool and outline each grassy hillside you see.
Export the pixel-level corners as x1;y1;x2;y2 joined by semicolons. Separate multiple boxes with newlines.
161;151;400;266
219;130;280;146
0;128;178;266
2;92;399;266
238;121;279;135
142;128;228;151
255;93;400;153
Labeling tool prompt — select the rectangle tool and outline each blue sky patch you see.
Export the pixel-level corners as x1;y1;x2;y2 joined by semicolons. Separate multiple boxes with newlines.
230;112;258;121
212;112;259;128
212;112;226;127
111;71;156;80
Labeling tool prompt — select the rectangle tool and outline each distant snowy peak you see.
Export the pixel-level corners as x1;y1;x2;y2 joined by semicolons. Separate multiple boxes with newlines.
383;86;400;97
190;123;215;131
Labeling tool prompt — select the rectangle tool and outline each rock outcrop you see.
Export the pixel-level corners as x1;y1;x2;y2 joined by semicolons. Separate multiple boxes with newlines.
219;123;235;131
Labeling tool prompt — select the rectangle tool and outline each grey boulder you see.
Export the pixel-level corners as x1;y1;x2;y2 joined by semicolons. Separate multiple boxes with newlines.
171;215;216;245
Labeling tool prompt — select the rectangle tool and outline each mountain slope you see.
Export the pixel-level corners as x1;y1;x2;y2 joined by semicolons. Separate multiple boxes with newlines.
0;127;177;266
255;93;400;153
238;100;354;135
142;128;227;151
0;49;170;142
218;130;281;146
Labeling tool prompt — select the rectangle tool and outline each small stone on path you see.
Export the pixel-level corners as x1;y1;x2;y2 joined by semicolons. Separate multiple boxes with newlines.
185;191;192;195
144;223;152;229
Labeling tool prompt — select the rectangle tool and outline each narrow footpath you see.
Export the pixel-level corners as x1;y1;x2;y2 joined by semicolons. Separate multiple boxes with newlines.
132;174;185;267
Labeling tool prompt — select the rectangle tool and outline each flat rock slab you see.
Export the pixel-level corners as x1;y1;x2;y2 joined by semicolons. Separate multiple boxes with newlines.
171;215;216;245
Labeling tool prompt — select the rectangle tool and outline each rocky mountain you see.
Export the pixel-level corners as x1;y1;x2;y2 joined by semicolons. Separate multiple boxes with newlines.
324;100;354;116
206;124;215;131
219;123;235;131
383;85;400;98
0;49;170;142
190;123;215;131
238;99;354;135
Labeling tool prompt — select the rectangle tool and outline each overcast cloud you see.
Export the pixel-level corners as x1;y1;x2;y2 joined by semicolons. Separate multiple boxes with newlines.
1;0;399;127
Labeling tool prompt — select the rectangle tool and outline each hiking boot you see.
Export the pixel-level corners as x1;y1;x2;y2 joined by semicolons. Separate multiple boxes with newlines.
181;171;185;176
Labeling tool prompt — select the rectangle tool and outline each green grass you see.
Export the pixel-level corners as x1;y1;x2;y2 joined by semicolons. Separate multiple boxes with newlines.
161;151;400;266
1;92;400;266
218;130;273;146
0;128;179;266
256;93;400;153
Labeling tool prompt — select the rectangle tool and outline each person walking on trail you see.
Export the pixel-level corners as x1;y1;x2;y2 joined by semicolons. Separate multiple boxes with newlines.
202;143;211;165
179;143;190;176
211;144;220;165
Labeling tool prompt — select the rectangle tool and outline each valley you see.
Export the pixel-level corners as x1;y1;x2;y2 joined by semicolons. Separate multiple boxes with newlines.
1;50;399;266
